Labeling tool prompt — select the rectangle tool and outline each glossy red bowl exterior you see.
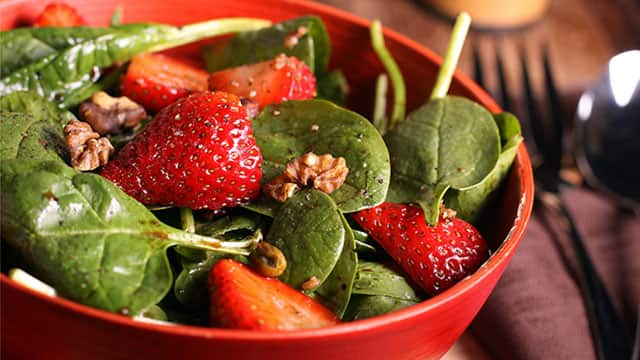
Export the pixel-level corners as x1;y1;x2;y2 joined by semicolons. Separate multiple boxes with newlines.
0;1;534;359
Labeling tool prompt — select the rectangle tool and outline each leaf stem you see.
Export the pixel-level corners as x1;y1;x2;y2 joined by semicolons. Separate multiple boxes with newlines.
372;73;389;134
180;208;195;233
370;20;406;130
168;229;262;256
148;18;272;53
8;268;57;297
429;12;471;100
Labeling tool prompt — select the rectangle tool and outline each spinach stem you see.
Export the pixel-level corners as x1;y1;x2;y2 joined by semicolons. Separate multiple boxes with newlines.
370;20;406;130
372;73;389;134
110;6;123;26
148;18;272;53
169;229;262;256
180;208;195;233
429;12;471;100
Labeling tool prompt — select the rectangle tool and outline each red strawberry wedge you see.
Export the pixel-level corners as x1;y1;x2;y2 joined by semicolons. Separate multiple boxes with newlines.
209;259;339;330
33;3;85;27
101;91;262;211
121;54;209;112
209;54;316;109
354;203;489;296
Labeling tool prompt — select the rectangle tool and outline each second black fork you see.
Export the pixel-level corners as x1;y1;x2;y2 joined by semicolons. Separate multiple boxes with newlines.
473;41;632;360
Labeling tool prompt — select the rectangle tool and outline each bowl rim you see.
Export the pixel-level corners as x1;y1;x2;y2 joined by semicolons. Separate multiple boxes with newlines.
0;0;534;341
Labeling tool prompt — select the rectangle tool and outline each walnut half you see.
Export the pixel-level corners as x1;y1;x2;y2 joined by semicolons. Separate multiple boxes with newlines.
79;91;146;135
64;120;114;171
263;152;349;202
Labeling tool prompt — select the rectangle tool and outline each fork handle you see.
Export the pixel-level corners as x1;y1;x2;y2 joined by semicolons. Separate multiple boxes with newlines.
538;190;632;360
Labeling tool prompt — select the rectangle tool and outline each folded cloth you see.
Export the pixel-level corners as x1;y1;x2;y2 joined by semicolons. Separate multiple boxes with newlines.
470;188;639;360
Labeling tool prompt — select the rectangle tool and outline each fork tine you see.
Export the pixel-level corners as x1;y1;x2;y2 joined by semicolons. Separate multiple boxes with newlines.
495;45;511;110
472;41;486;90
520;44;546;160
543;46;563;184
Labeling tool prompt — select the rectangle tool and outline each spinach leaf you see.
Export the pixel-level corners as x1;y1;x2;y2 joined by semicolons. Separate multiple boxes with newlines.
0;19;270;106
265;189;345;289
352;261;420;301
315;215;357;318
0;27;111;78
316;69;348;106
0;92;74;161
343;294;418;321
252;100;391;214
384;96;501;224
445;112;523;223
203;16;330;74
195;213;263;238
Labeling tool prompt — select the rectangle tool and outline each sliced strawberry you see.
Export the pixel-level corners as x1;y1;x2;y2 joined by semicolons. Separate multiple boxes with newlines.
33;3;85;27
121;54;209;112
208;259;339;330
353;203;489;296
208;54;316;109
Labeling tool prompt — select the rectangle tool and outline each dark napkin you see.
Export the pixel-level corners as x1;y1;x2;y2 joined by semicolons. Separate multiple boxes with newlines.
470;188;639;360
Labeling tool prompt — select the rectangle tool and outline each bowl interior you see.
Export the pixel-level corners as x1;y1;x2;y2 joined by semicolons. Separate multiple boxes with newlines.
0;0;533;344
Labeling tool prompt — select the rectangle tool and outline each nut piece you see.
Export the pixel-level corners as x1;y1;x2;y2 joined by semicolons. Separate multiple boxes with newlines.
263;152;349;202
284;26;308;49
301;276;320;290
240;98;260;119
249;242;287;277
79;91;147;135
64;120;114;171
440;206;457;221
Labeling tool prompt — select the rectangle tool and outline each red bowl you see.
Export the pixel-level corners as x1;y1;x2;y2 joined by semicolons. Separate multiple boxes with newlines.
0;1;534;359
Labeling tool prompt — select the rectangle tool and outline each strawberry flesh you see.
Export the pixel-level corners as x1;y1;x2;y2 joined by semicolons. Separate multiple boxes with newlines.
208;259;339;330
33;3;85;27
354;203;489;296
209;54;316;109
121;54;209;112
100;91;262;211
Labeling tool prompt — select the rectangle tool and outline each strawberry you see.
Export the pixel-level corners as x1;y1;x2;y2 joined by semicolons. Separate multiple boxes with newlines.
208;54;316;109
33;3;85;27
208;259;339;330
100;91;262;211
121;54;209;112
353;203;489;296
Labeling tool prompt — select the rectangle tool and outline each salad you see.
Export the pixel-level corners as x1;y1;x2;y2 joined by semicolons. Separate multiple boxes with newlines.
0;3;522;330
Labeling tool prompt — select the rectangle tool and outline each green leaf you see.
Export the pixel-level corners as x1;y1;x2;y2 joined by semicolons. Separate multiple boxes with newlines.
315;215;357;318
266;189;345;289
316;69;349;106
0;27;111;78
352;261;420;301
0;92;74;162
384;96;501;224
252;100;391;214
0;19;270;106
445;112;523;223
203;16;330;74
343;294;418;321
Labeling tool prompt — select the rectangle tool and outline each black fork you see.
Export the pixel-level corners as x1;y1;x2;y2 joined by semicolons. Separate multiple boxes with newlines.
473;41;632;360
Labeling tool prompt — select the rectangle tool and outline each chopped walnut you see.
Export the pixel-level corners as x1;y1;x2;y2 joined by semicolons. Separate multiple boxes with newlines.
240;98;260;119
301;276;320;290
441;206;457;220
284;26;308;49
263;152;349;202
79;91;147;135
64;120;114;171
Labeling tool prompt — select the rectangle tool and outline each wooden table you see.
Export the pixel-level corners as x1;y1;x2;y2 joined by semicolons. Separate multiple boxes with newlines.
315;0;640;358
